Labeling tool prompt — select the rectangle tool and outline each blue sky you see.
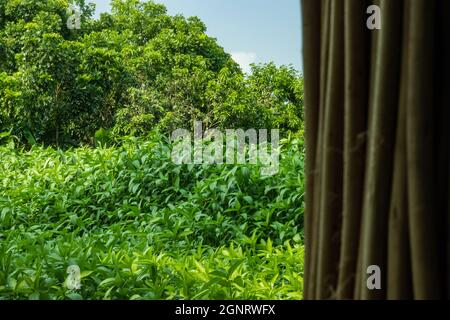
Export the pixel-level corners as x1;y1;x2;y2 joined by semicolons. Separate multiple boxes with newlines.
89;0;303;73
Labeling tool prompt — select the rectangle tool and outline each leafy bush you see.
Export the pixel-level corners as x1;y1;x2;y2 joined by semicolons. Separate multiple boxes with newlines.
0;133;304;300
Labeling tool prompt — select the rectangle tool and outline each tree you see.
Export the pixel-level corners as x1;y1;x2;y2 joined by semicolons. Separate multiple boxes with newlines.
247;63;304;133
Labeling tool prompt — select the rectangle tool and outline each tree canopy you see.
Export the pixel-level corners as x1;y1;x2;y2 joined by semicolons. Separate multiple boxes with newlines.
0;0;303;147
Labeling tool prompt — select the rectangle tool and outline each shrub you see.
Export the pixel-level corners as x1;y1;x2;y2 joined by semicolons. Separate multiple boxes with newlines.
0;133;304;300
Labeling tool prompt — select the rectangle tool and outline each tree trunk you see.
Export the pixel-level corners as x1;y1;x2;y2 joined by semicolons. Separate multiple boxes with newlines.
301;0;450;300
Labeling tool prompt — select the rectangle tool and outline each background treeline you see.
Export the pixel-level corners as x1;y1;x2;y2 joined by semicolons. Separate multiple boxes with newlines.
0;134;304;299
0;0;303;148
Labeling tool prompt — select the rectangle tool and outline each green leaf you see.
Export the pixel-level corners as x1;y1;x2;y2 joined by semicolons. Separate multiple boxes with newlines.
66;292;83;300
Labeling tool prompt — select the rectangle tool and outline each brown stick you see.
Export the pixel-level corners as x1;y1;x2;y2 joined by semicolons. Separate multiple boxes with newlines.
405;0;442;300
359;0;403;300
301;0;322;299
315;0;344;299
337;0;370;300
386;8;412;295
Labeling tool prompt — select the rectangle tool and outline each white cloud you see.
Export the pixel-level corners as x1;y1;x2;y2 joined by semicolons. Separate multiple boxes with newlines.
231;52;257;74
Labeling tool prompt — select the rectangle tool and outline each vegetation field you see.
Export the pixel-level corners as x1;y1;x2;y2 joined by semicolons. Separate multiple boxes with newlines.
0;0;304;300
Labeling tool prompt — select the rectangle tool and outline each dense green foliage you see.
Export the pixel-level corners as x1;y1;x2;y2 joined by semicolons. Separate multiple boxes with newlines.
0;134;304;299
0;0;303;147
0;0;304;300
